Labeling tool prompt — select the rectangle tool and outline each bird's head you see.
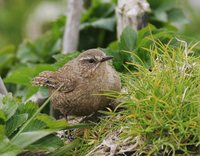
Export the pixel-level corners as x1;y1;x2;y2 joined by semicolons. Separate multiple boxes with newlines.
77;49;113;77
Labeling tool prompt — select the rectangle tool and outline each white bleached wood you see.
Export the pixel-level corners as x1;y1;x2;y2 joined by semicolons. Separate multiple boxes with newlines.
116;0;150;39
62;0;83;53
0;76;8;95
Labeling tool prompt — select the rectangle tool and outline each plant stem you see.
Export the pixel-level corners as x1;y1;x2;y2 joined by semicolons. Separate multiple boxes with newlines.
11;84;63;141
47;139;79;156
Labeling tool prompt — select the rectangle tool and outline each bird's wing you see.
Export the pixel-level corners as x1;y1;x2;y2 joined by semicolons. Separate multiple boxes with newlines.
32;70;76;93
56;72;76;93
56;64;78;93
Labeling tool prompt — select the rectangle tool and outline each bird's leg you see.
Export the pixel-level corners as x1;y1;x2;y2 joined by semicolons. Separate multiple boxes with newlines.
63;114;76;141
64;114;68;122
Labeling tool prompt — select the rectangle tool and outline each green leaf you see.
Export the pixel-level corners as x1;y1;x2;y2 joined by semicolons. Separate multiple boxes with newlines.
11;129;57;148
4;64;56;86
0;137;21;156
53;52;79;69
167;8;188;24
148;0;174;10
0;94;18;121
103;48;124;72
6;113;28;137
47;139;79;156
92;17;115;31
80;17;116;31
81;2;115;22
150;0;177;22
119;26;137;51
36;114;67;129
28;134;63;151
17;40;40;64
0;125;5;139
25;86;39;98
23;119;47;132
0;110;6;124
0;45;15;73
17;102;38;119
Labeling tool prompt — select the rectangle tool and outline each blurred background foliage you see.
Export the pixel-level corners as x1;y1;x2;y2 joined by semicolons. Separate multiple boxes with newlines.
0;0;199;49
0;0;200;98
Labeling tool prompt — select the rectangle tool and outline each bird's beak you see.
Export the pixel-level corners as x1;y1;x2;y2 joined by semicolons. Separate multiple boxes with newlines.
100;56;113;62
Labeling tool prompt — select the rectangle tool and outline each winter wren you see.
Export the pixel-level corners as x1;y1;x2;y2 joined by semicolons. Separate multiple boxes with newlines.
32;49;121;117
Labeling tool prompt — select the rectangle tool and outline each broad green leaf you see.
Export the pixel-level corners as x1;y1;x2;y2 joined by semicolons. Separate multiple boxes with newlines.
167;8;188;24
148;0;174;10
23;119;47;132
0;151;20;156
6;113;28;137
0;110;6;124
81;2;115;22
0;94;18;121
17;102;38;119
4;64;56;86
149;0;175;11
28;134;63;151
0;125;5;139
25;86;39;98
103;48;124;72
0;137;21;156
47;139;79;156
119;26;137;51
149;0;179;22
53;52;79;68
92;17;115;31
0;45;15;72
11;129;56;148
107;41;119;50
36;114;67;129
17;40;39;64
5;67;32;85
80;17;116;31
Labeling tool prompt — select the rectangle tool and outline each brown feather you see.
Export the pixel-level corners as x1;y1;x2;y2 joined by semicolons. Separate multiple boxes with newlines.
32;49;121;116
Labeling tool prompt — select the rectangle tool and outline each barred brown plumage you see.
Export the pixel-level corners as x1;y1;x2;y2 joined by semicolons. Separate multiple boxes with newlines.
32;49;121;117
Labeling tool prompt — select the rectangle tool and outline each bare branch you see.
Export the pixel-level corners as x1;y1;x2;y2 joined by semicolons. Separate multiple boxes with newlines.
62;0;83;53
0;76;8;95
116;0;150;39
27;92;46;105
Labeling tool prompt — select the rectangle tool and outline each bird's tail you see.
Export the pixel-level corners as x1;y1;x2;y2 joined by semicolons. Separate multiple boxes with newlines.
32;71;56;88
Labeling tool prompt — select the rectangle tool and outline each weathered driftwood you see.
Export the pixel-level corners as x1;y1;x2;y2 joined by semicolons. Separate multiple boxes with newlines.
116;0;150;39
0;76;8;95
28;92;46;105
62;0;83;53
86;127;143;156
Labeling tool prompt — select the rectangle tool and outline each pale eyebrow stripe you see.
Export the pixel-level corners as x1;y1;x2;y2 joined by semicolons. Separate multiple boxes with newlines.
79;56;93;61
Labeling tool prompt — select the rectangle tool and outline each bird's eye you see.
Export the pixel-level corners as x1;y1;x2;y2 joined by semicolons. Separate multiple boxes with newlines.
45;80;50;84
88;58;96;63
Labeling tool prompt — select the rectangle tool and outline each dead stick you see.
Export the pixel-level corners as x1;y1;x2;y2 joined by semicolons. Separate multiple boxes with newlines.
0;76;8;95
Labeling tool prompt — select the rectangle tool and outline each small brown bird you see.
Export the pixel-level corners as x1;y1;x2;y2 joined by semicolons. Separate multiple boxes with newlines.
32;49;121;117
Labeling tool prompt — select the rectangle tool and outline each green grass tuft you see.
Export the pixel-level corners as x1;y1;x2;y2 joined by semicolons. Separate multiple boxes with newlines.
76;39;200;155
